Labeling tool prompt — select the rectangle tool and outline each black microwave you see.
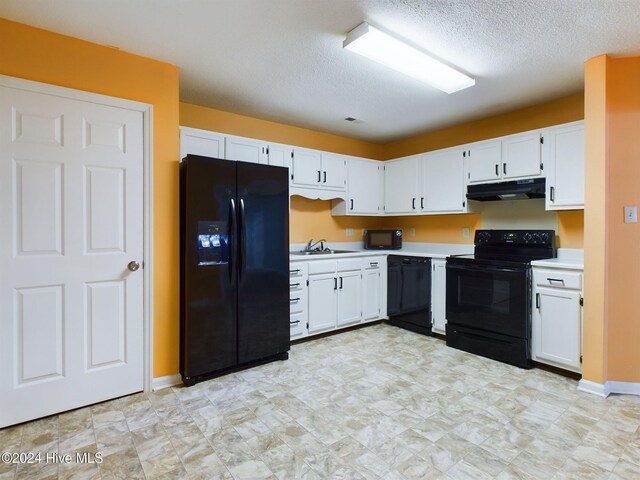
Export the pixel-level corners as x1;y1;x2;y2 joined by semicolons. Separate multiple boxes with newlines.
365;229;402;250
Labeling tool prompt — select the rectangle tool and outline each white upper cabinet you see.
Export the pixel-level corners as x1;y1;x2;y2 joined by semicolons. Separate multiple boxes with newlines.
225;135;268;164
321;153;347;189
291;147;322;186
543;121;584;210
421;147;465;213
180;127;225;160
336;158;382;215
267;143;293;169
464;140;502;184
501;132;542;179
384;155;420;214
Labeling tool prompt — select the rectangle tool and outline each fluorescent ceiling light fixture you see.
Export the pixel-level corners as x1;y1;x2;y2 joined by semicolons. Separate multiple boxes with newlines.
343;22;475;94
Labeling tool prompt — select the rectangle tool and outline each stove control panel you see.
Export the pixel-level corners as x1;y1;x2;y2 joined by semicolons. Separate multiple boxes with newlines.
474;229;555;247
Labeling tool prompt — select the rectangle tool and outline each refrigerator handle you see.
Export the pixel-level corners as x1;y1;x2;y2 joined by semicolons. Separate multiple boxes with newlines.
239;198;247;283
229;199;237;284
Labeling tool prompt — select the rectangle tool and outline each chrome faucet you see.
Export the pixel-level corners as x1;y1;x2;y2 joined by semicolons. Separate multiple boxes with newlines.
306;238;327;251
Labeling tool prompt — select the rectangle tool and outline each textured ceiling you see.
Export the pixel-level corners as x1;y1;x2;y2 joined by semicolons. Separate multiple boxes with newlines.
2;0;640;142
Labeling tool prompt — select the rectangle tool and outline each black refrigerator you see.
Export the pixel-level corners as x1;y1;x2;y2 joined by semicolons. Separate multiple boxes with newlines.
180;155;290;386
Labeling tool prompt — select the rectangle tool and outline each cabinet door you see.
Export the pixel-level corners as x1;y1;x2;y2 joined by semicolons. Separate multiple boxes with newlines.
466;141;501;183
362;269;381;320
502;132;541;179
308;274;337;333
348;158;381;214
421;149;465;213
337;271;362;327
431;259;447;335
292;148;322;187
180;127;225;160
321;153;347;189
268;143;293;169
545;124;584;210
225;136;268;164
384;157;420;214
532;287;582;372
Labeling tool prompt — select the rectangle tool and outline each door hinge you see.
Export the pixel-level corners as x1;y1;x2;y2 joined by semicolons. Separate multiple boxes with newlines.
291;151;294;158
462;201;466;207
580;297;583;307
306;323;309;329
306;279;309;286
467;172;470;179
463;151;466;158
580;354;583;363
383;166;386;171
266;147;269;155
291;174;294;180
540;136;544;144
540;163;543;171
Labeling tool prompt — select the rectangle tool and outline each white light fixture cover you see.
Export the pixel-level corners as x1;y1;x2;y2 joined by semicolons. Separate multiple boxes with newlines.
343;22;475;94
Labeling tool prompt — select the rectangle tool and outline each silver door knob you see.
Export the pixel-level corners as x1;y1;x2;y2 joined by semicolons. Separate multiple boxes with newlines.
128;261;140;272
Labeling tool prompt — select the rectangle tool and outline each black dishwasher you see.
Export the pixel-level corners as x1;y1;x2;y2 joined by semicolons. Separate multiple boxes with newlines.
387;255;432;335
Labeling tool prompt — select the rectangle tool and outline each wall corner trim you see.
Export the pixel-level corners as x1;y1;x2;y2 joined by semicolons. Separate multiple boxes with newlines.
152;374;182;391
577;379;610;397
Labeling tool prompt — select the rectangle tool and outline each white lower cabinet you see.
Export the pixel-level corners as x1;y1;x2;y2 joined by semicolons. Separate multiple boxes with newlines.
292;255;386;339
532;267;583;373
431;259;447;335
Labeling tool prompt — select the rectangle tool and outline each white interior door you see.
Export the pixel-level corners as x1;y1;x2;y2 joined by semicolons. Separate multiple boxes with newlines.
0;83;145;428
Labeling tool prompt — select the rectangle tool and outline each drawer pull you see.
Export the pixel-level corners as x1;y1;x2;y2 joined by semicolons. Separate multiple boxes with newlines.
289;269;300;274
370;262;378;267
547;278;565;285
536;293;540;309
289;283;300;288
290;297;300;303
290;320;300;325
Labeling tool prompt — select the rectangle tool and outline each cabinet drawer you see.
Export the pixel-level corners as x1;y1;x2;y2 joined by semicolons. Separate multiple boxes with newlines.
290;288;307;314
289;279;304;292
337;258;362;272
362;257;382;270
534;269;582;290
290;312;306;339
289;263;308;278
308;260;337;275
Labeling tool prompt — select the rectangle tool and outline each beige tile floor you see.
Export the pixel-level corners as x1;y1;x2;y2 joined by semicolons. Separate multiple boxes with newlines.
1;323;640;480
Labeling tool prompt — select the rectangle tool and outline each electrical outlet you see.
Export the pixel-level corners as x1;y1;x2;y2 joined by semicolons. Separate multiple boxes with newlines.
409;228;416;237
346;228;354;237
463;227;470;239
624;206;637;223
362;228;367;237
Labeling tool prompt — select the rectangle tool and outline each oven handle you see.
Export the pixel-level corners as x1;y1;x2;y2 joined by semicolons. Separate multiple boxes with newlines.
446;263;526;274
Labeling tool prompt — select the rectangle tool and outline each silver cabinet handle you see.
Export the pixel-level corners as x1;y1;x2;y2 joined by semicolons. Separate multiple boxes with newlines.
128;261;140;272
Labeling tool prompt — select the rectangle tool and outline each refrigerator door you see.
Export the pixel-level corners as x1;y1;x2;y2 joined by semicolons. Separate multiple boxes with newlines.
236;162;290;364
180;156;238;380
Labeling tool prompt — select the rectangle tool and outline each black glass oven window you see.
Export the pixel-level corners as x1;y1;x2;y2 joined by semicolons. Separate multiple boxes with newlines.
197;220;229;265
458;276;510;315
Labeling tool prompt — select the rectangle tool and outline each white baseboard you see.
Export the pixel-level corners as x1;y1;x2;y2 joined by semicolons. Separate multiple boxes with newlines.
577;379;610;397
578;379;640;397
152;374;182;391
606;381;640;396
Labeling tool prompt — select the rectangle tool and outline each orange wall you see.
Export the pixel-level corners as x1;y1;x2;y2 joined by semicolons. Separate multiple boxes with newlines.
582;56;608;384
557;211;584;248
0;18;181;378
180;102;381;159
603;57;640;382
381;214;481;244
290;197;381;243
380;93;584;159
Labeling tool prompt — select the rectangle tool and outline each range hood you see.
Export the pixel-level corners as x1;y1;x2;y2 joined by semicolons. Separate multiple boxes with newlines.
467;178;545;202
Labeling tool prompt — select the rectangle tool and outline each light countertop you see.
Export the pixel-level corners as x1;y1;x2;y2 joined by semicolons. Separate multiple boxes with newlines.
290;242;473;262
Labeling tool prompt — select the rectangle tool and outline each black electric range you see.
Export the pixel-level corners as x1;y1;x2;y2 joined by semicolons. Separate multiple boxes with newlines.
445;229;556;368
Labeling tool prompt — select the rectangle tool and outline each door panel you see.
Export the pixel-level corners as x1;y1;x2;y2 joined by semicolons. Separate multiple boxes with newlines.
337;271;361;326
291;148;321;186
225;136;268;164
466;141;501;183
320;153;346;189
422;149;464;212
502;133;541;179
0;84;144;428
181;156;237;378
308;275;337;333
236;162;290;364
348;159;380;214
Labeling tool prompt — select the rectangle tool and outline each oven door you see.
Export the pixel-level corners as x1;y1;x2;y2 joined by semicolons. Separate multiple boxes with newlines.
446;262;530;339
